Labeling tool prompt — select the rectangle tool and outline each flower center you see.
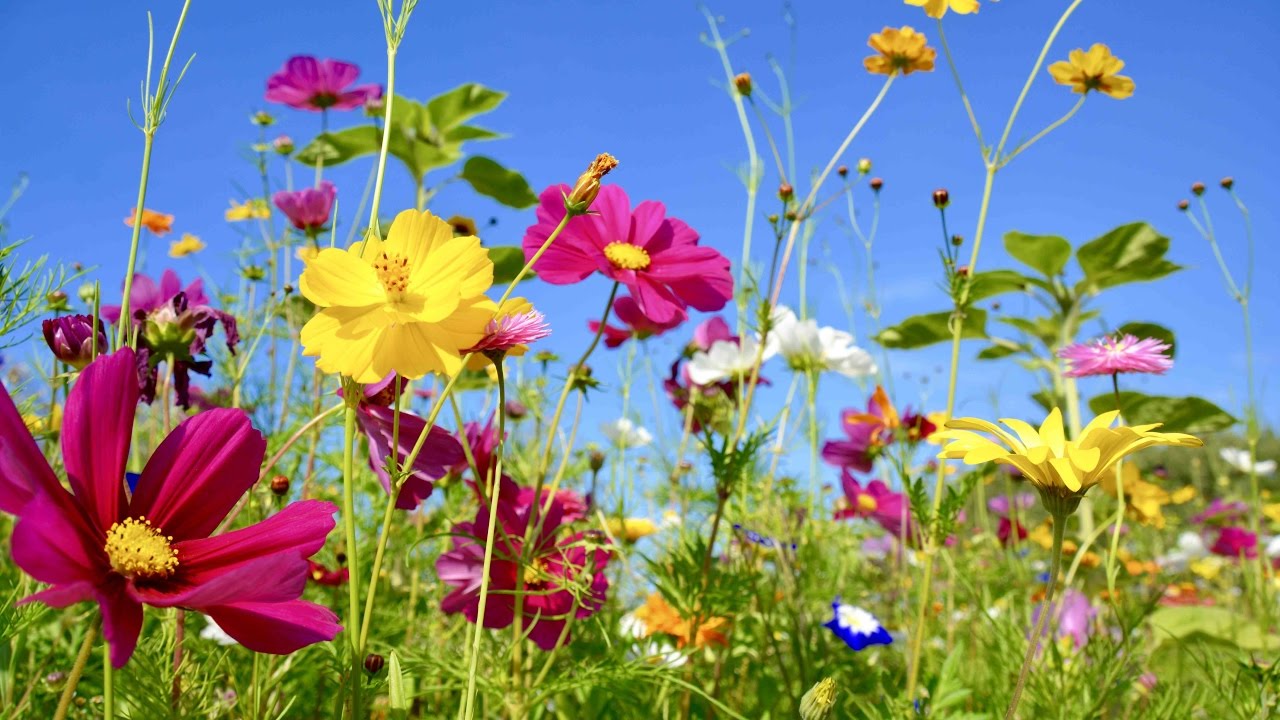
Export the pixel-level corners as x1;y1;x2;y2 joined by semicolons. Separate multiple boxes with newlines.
372;252;411;296
603;242;651;271
523;557;548;586
104;517;178;579
856;494;878;514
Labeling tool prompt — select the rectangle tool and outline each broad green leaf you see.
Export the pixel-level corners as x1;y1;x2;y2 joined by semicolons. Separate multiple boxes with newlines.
998;315;1060;347
966;270;1030;301
1116;321;1176;357
295;127;383;167
1003;231;1071;277
1088;391;1236;434
489;246;532;285
1149;605;1276;651
976;343;1021;360
460;156;538;209
427;83;506;131
875;309;987;349
1075;222;1182;293
444;125;503;143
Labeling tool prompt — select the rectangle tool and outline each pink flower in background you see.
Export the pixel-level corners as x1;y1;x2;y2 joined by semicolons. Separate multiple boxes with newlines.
101;269;208;324
274;181;336;234
265;56;382;112
1;350;340;667
522;185;733;325
1210;526;1258;559
1192;498;1248;527
589;295;683;349
1058;334;1172;378
1031;589;1097;649
437;477;610;650
42;314;107;370
835;472;917;543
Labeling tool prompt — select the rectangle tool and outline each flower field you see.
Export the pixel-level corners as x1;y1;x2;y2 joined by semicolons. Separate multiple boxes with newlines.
1;1;1277;718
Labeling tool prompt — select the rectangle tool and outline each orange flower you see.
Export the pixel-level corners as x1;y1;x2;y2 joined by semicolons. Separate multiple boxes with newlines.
124;208;174;236
633;593;729;649
1048;44;1134;99
864;26;936;76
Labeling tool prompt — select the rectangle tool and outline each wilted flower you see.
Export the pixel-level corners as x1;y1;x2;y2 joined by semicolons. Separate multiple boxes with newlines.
42;314;106;370
864;27;936;76
124;208;173;236
1058;334;1172;378
1048;44;1134;99
565;153;619;211
823;600;892;651
168;233;205;258
274;181;336;235
265;55;382;112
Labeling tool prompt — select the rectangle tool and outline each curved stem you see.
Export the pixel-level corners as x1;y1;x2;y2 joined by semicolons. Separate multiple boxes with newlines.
53;622;98;720
936;18;985;153
1005;513;1066;719
1000;96;1085;168
993;0;1085;160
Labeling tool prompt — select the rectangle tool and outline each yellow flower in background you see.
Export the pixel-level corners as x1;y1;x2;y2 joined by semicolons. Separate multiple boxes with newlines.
606;517;660;543
1189;557;1223;581
124;208;174;236
168;233;206;258
296;245;319;264
864;26;936;76
935;408;1202;513
225;198;271;222
23;405;62;434
1100;463;1195;529
1048;43;1134;99
1264;503;1280;525
904;0;978;19
299;209;494;382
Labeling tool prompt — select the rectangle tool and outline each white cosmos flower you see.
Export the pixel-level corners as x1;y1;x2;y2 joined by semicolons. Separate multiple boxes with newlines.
200;619;238;646
602;418;653;449
768;306;876;379
1157;531;1209;572
1220;447;1277;476
687;336;775;386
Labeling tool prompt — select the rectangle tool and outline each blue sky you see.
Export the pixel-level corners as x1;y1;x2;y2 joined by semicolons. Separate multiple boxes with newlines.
1;1;1276;482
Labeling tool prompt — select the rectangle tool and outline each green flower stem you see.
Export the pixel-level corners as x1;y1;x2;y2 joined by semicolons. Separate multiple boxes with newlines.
936;18;985;152
102;641;113;719
499;213;569;307
1104;374;1126;597
340;405;364;717
366;48;397;239
52;621;98;720
118;133;155;349
1004;512;1066;720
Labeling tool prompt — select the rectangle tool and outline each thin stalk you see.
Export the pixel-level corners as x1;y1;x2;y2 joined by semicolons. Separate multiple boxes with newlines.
102;641;113;719
118;133;156;348
992;0;1085;160
365;48;398;239
1005;513;1067;720
1104;374;1126;597
1000;96;1085;168
340;406;364;717
52;623;98;720
936;18;985;154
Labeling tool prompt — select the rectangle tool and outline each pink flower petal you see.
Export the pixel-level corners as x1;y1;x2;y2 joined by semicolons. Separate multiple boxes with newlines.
98;576;144;668
206;600;340;655
61;350;137;533
0;380;60;514
11;493;105;587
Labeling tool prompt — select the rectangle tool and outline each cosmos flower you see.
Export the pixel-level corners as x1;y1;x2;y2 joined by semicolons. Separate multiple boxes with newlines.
273;181;336;235
42;314;106;370
602;417;653;449
768;307;877;379
823;600;892;651
522;185;733;325
1210;526;1258;560
834;473;916;543
299;209;494;382
265;56;382;112
1048;44;1134;99
168;233;206;258
686;336;774;386
589;295;683;349
307;560;349;587
1058;334;1172;378
1031;589;1097;650
1191;498;1248;527
463;297;550;365
225;198;271;222
864;26;936;76
822;387;934;473
1;350;340;667
1220;448;1277;477
1099;463;1196;528
631;592;729;649
124;208;174;236
904;0;978;18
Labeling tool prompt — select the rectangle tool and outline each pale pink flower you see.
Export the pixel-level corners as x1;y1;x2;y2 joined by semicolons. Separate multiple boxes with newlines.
1058;334;1172;378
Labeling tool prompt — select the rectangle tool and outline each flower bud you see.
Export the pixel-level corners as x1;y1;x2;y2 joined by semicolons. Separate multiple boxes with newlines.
857;158;872;174
46;290;69;311
733;72;752;96
42;314;106;370
784;210;798;222
504;399;528;420
273;135;294;155
950;234;963;246
589;449;606;473
243;265;266;282
251;111;275;127
566;153;619;214
1177;199;1190;211
269;474;290;496
778;183;794;200
837;165;849;178
767;213;779;224
363;653;385;675
932;188;950;209
363;96;385;117
283;284;295;295
869;177;883;192
1220;176;1234;190
1191;181;1205;196
447;215;478;237
957;265;970;277
800;677;838;720
77;282;97;305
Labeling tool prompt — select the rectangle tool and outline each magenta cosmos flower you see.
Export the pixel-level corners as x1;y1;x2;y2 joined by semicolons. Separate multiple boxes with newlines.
265;56;382;112
589;295;683;349
1059;334;1173;378
437;477;608;649
1210;526;1258;559
102;269;208;324
1;350;340;667
834;472;917;543
274;181;337;235
522;185;733;325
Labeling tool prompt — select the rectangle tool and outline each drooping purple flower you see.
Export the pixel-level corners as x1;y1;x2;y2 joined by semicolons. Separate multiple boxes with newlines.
274;181;336;235
265;56;382;112
42;315;106;369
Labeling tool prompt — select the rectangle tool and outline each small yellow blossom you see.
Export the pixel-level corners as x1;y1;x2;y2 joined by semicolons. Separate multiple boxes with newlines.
606;517;660;543
296;246;319;264
864;26;936;76
1100;463;1194;529
1189;557;1223;580
904;0;978;19
1048;43;1134;99
168;233;206;258
225;198;272;222
23;405;62;434
124;208;174;236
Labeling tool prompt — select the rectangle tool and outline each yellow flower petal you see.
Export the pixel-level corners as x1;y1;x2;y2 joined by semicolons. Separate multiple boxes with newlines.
300;248;384;308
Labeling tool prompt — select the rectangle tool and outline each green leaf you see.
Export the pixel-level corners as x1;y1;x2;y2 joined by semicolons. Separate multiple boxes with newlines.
295;127;383;167
1116;321;1176;357
976;343;1021;360
427;83;506;131
1088;391;1237;434
387;651;409;711
489;246;531;285
998;315;1060;347
1149;606;1277;651
1075;222;1182;293
444;124;503;143
1031;389;1062;413
1003;231;1071;277
460;156;538;209
875;309;988;349
966;270;1030;301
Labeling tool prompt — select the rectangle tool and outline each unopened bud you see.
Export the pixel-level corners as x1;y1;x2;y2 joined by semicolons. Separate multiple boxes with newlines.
932;188;950;209
242;265;266;282
857;158;872;174
778;183;794;200
1191;181;1205;196
363;653;385;675
72;262;84;272
46;290;69;311
951;234;963;246
269;474;290;496
733;72;752;96
837;165;849;178
42;314;106;370
283;284;295;294
767;214;780;224
251;111;275;127
800;677;838;720
784;210;798;222
589;449;606;473
273;135;294;155
447;215;478;237
957;265;970;277
566;153;619;214
869;177;883;192
1177;199;1189;211
1220;176;1234;190
77;282;97;305
504;399;528;420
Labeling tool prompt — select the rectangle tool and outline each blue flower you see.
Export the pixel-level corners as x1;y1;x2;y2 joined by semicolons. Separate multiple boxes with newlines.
732;523;797;551
823;600;892;651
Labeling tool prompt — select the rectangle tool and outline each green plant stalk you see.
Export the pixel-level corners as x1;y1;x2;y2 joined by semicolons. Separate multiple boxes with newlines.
102;641;113;719
1104;373;1126;598
499;213;569;307
118;133;156;349
806;370;820;516
340;405;364;718
52;622;98;720
1004;512;1066;720
366;48;398;239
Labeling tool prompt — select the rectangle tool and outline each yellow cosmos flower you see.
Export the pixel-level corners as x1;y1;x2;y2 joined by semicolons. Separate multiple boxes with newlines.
1100;463;1195;529
1048;43;1134;99
904;0;978;19
299;209;494;382
296;246;319;264
864;26;936;76
168;233;206;258
935;408;1201;515
225;198;272;222
606;517;660;543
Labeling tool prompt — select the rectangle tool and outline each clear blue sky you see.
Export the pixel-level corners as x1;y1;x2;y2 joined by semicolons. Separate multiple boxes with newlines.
1;1;1276;479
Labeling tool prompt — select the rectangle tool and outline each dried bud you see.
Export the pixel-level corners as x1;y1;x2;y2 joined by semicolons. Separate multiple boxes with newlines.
273;135;294;155
46;290;69;311
784;210;798;222
932;188;950;209
363;653;385;675
447;215;478;237
733;72;752;96
43;314;106;370
950;234;963;246
269;474;290;496
283;284;295;295
504;399;528;420
566;153;619;214
1220;176;1234;190
869;177;883;192
251;111;275;127
991;301;1002;311
837;165;849;178
589;449;606;473
1191;181;1205;196
957;265;970;277
1177;199;1190;211
778;183;794;200
767;213;780;224
857;158;872;174
800;677;838;720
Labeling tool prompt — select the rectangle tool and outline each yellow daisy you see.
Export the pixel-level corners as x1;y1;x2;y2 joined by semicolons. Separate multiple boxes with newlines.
904;0;979;19
299;209;494;382
864;26;936;76
225;198;272;222
605;517;660;543
168;233;206;258
1048;43;1134;99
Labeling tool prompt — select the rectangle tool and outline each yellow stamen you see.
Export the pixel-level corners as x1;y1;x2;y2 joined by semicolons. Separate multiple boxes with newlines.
603;242;650;271
372;252;410;296
856;494;878;514
523;557;548;586
104;517;178;579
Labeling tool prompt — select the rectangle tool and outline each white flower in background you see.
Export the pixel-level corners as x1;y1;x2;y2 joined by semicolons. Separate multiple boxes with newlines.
687;336;776;386
619;612;687;667
1157;531;1209;572
200;619;238;646
1267;536;1280;559
768;306;877;379
603;417;653;449
660;509;683;529
1220;447;1277;476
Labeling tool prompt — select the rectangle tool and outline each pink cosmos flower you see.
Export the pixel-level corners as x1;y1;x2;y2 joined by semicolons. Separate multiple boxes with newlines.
465;307;551;358
274;181;336;234
1031;589;1097;649
589;295;683;349
1192;498;1248;527
1;350;340;667
42;314;106;369
265;56;382;112
436;477;610;650
522;185;733;325
1058;334;1173;378
353;375;465;510
1210;526;1258;559
101;269;208;324
835;472;917;543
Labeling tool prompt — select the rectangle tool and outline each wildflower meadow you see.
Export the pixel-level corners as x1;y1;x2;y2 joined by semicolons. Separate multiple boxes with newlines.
3;0;1280;718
